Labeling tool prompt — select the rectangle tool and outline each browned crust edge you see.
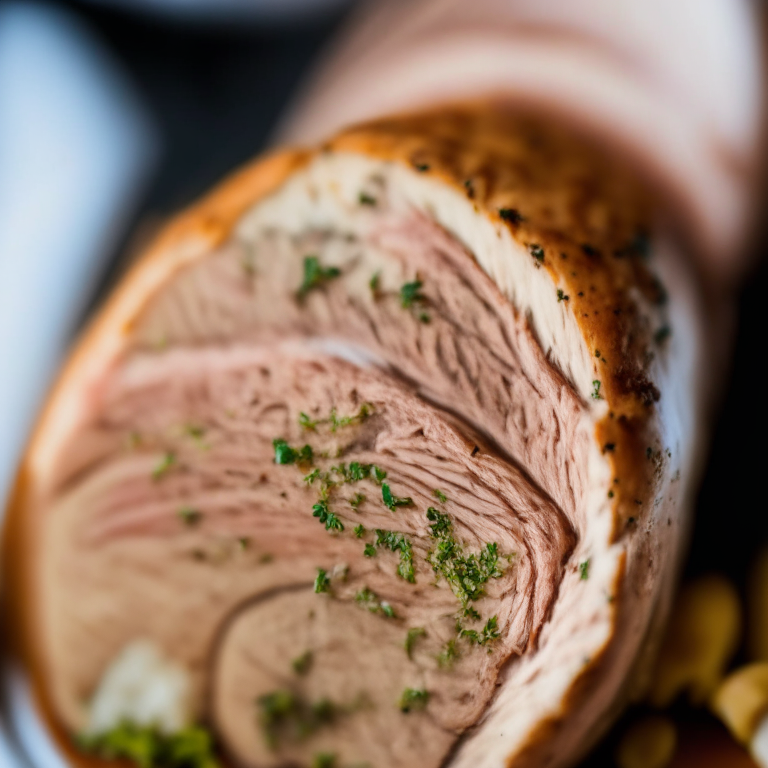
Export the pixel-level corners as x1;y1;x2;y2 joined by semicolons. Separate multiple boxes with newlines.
3;104;674;768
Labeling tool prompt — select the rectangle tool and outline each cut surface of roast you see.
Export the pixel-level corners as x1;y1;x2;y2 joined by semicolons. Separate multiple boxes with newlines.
3;107;705;768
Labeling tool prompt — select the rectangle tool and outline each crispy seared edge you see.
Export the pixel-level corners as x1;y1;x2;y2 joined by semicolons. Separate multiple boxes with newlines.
2;104;677;768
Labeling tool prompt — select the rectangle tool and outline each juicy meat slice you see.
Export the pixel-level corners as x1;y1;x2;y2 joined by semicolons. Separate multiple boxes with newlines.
6;107;701;768
41;347;574;767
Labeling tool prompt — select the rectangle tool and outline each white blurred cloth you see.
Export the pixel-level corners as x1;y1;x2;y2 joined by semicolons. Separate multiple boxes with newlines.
281;0;764;278
0;2;156;513
0;3;156;764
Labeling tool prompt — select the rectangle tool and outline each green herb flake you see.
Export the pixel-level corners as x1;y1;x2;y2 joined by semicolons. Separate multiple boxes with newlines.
299;412;319;431
329;403;373;432
499;208;523;225
369;271;381;295
591;380;602;400
459;615;500;646
312;500;344;532
76;724;219;768
350;492;366;510
152;452;176;481
433;489;447;504
372;465;387;484
256;690;337;749
304;468;322;485
557;289;569;302
178;507;202;526
292;650;313;677
381;483;412;510
426;507;452;538
297;256;341;299
354;524;366;538
528;244;544;262
312;753;337;768
399;280;425;309
314;568;331;594
405;627;427;659
375;529;416;583
355;587;397;618
426;509;505;608
436;639;460;669
399;688;429;713
358;192;377;206
363;543;377;558
579;559;591;581
273;439;314;466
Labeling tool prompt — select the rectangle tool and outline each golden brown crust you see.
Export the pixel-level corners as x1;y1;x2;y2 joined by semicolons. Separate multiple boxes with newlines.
3;104;674;768
331;103;664;531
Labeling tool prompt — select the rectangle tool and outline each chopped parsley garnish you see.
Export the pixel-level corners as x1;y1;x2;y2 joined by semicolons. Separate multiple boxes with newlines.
355;587;396;618
436;639;460;669
528;244;544;262
405;627;427;659
299;406;373;436
312;753;337;768
178;507;201;526
299;412;319;431
459;615;500;646
312;500;344;532
399;688;429;713
304;468;322;485
363;543;376;558
292;651;313;676
354;524;366;538
256;690;337;749
591;380;602;400
557;289;569;302
499;208;523;225
433;489;447;504
297;256;341;299
347;462;372;481
273;439;313;466
350;492;366;510
413;162;430;172
314;569;331;594
400;280;425;309
579;559;591;580
426;507;452;538
381;483;412;510
76;723;219;768
152;452;176;481
369;271;381;294
426;509;505;608
372;465;387;484
358;192;377;206
329;404;373;432
375;529;415;582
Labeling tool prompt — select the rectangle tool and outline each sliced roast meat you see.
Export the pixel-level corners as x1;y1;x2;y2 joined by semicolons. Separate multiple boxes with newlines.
2;106;706;768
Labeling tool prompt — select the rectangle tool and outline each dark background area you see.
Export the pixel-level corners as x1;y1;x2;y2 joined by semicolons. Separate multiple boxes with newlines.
57;1;768;764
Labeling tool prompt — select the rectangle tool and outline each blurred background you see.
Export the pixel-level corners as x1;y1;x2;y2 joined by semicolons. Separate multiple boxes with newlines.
0;1;766;767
